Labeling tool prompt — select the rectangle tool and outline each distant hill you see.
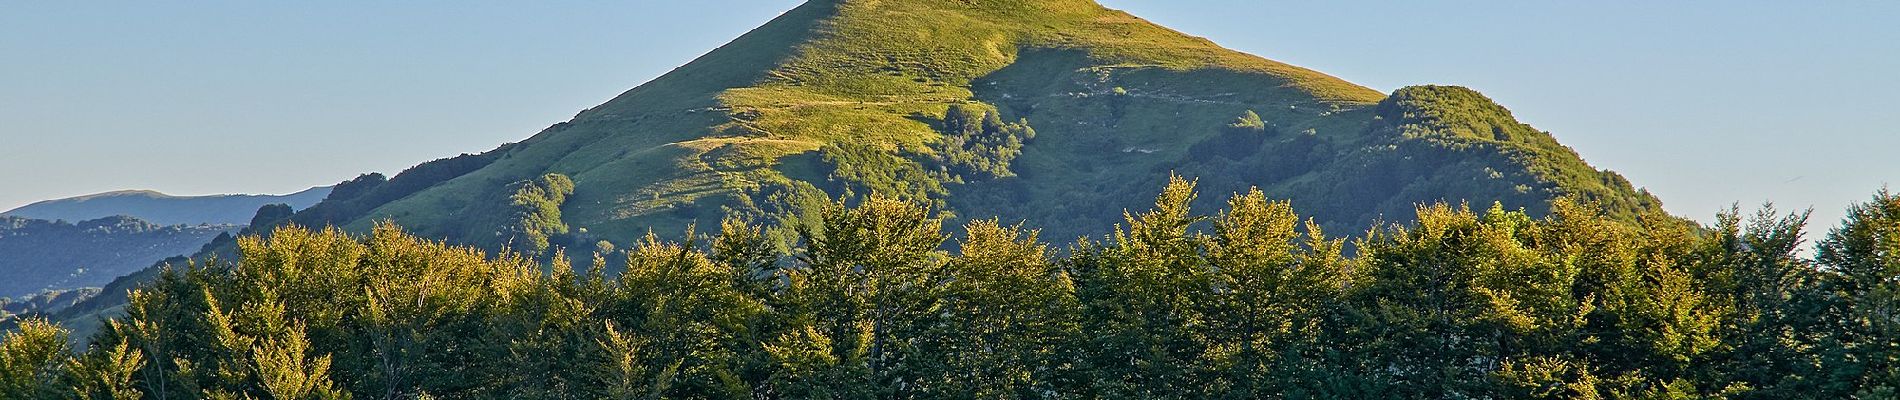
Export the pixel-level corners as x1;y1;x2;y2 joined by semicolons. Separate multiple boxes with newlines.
0;215;233;299
0;287;100;323
2;186;330;226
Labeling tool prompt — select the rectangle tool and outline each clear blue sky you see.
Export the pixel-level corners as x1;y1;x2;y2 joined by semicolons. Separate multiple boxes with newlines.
3;1;1895;236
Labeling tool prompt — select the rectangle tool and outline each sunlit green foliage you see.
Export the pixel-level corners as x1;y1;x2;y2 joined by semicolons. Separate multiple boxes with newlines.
1;318;71;399
501;173;576;254
9;184;1897;398
928;105;1036;181
1226;110;1271;134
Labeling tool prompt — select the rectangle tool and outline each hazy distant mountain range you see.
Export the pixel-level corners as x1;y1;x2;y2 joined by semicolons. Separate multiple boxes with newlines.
0;187;329;301
2;186;329;226
0;215;231;299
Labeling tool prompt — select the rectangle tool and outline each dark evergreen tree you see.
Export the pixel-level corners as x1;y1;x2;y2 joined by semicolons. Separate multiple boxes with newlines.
1818;190;1900;398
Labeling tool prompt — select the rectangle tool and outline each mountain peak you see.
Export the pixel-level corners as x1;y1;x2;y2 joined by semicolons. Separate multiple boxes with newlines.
577;0;1378;122
290;0;1654;249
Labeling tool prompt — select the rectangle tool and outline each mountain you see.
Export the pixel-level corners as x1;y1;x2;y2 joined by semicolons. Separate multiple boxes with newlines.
0;215;233;299
261;0;1656;255
3;186;331;226
56;0;1664;322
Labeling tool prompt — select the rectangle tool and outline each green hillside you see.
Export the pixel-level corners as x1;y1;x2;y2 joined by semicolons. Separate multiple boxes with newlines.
169;0;1655;256
2;186;330;226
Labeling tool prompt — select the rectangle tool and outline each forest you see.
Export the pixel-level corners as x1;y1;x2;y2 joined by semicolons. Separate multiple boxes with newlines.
2;177;1896;399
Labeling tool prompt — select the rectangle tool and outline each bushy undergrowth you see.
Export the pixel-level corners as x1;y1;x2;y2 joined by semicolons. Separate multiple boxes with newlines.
7;181;1898;399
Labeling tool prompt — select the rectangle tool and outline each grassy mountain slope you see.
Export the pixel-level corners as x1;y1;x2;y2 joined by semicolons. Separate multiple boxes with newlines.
50;0;1664;332
326;0;1548;246
3;186;331;226
124;0;1657;254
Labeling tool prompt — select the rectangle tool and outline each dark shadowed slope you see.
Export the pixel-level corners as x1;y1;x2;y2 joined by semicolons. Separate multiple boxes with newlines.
0;216;232;299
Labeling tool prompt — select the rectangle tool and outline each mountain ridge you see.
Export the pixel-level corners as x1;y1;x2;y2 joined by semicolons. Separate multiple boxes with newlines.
320;0;1556;250
53;0;1664;324
0;215;233;299
4;186;332;226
